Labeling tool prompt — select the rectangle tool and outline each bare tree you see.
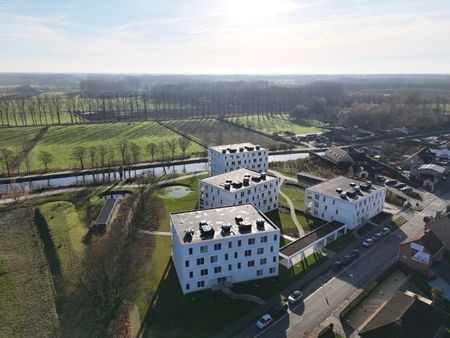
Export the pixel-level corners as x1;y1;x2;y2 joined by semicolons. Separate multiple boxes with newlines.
166;139;178;161
0;148;14;176
98;144;108;168
38;151;53;172
70;146;87;169
88;145;97;169
117;141;128;166
130;143;141;167
146;143;158;162
178;137;191;159
159;142;166;161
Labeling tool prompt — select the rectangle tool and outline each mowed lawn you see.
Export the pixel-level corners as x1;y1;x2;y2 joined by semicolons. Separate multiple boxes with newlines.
281;184;305;210
34;201;88;289
0;126;44;153
227;114;326;135
0;207;59;337
162;118;290;150
26;122;205;171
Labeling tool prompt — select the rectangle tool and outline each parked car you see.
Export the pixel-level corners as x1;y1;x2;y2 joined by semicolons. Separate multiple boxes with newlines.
385;179;397;186
372;232;383;241
256;314;273;330
362;238;374;247
340;256;351;265
394;182;406;189
401;186;413;193
331;261;343;271
350;249;360;259
423;215;433;223
287;290;303;305
381;227;391;235
270;302;288;317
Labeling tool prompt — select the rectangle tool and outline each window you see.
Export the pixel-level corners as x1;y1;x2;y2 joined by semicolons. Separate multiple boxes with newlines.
269;267;276;274
185;260;189;268
238;240;242;247
248;260;255;267
260;258;267;265
270;246;274;253
186;283;190;290
224;253;229;260
234;252;238;259
189;271;193;278
336;209;339;215
214;243;221;251
315;194;319;200
244;249;252;257
210;255;218;263
228;264;232;271
200;246;208;253
248;238;255;245
214;266;222;274
228;241;232;249
273;256;277;263
201;269;208;276
197;281;205;288
257;247;264;255
261;236;268;243
323;196;326;202
257;269;263;276
237;262;241;269
196;258;205;265
274;234;278;241
188;248;193;255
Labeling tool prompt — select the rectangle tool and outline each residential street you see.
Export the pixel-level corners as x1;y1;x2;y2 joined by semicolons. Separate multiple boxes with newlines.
237;188;450;338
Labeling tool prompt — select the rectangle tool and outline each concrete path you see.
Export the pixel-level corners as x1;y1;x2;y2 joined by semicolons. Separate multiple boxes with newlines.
282;234;298;242
270;169;305;237
139;230;171;236
222;287;265;305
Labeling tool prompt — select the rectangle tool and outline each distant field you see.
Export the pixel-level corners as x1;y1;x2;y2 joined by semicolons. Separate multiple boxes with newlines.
25;122;205;171
0;126;44;153
0;207;59;337
162;118;290;150
227;114;326;135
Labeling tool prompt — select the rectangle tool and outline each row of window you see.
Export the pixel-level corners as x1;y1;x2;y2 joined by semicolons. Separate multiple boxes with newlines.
186;257;277;277
188;236;276;255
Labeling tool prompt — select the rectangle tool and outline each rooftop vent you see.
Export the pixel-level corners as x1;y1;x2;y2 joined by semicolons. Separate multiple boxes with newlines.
243;177;250;186
224;182;231;190
239;147;244;152
199;222;215;237
251;175;261;182
235;215;243;223
238;220;252;233
255;145;261;150
256;218;265;230
261;172;267;180
225;179;233;184
346;190;357;198
221;223;232;234
336;188;343;194
340;192;347;199
183;227;195;242
222;149;227;154
245;146;254;151
232;181;242;188
229;148;237;153
349;182;356;187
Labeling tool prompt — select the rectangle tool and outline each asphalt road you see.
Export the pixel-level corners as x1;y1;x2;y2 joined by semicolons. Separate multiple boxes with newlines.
239;189;450;338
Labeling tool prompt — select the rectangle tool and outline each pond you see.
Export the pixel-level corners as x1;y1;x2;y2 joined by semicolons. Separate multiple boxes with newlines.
161;185;192;198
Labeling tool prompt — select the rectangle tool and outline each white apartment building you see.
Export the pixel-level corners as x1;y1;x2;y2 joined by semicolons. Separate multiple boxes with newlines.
170;204;280;295
208;143;269;176
305;176;386;229
198;168;280;213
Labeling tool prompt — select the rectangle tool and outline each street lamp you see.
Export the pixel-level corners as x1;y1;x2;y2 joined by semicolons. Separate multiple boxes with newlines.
349;274;354;285
321;283;330;306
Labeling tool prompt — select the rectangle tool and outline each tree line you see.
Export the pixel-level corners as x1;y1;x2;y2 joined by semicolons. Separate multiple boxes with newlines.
0;137;192;176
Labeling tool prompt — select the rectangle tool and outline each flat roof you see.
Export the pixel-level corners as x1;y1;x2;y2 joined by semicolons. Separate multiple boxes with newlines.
171;204;279;244
280;220;345;256
95;199;117;225
418;163;446;174
200;168;277;192
210;143;266;153
307;176;383;203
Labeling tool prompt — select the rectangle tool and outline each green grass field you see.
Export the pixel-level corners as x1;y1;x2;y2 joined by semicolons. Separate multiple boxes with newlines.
227;114;326;135
0;207;59;337
281;184;305;210
162;118;290;150
34;201;87;288
0;126;44;153
25;122;205;171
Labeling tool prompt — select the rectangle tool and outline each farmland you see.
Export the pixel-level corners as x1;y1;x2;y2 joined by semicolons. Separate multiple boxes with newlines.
226;114;326;136
22;122;205;171
162;118;291;150
0;126;44;153
0;207;59;337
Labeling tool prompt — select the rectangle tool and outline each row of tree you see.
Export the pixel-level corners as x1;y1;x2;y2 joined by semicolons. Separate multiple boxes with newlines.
0;137;193;176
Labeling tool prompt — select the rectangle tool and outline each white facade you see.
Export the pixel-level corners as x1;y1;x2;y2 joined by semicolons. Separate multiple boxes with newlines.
208;143;269;176
170;205;280;295
305;176;386;229
198;168;279;213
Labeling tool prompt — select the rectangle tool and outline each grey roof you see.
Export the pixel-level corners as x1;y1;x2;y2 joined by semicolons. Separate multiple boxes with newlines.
171;204;279;244
209;143;266;153
325;146;355;164
200;168;277;192
418;163;446;174
307;176;383;203
95;199;117;225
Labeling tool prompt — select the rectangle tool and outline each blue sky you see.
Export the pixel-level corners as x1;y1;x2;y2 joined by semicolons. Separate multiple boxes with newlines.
1;0;449;73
